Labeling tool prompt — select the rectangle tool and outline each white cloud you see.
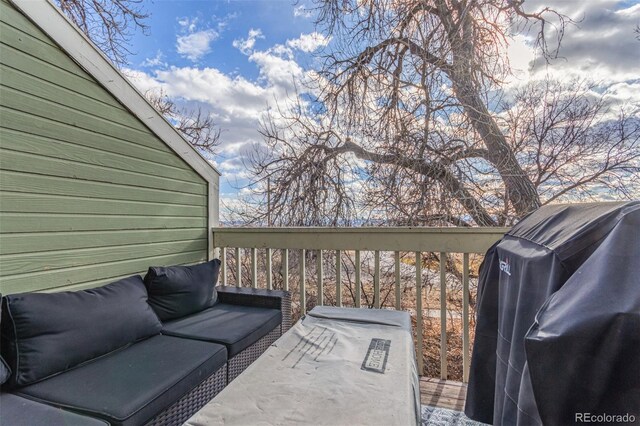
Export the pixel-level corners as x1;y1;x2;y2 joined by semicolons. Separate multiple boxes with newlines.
523;0;640;84
249;50;303;88
286;32;331;52
603;82;640;113
177;16;199;33
140;50;167;68
176;29;219;61
293;5;313;19
215;12;238;33
502;0;640;111
506;35;535;79
233;29;264;55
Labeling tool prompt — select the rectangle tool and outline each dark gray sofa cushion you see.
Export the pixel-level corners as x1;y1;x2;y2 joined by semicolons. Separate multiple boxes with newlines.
15;335;227;426
144;259;221;321
0;392;108;426
162;303;281;357
0;276;162;387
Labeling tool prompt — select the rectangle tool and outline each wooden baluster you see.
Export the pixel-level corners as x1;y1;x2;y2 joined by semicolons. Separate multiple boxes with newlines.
395;251;401;310
251;247;257;288
300;249;306;314
374;250;381;309
439;251;447;379
355;250;361;308
463;253;470;383
336;250;342;307
235;247;241;287
266;248;273;290
317;250;324;306
283;249;289;291
221;247;227;286
416;251;424;375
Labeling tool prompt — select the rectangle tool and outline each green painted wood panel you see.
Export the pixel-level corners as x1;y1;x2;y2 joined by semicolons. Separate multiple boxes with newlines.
0;228;208;255
0;19;94;81
1;63;157;131
0;127;203;184
0;1;211;294
0;213;206;233
1;45;121;109
0;193;206;217
1;108;201;173
1;250;207;294
1;239;207;277
0;2;58;48
0;171;206;205
0;148;206;195
1;87;162;150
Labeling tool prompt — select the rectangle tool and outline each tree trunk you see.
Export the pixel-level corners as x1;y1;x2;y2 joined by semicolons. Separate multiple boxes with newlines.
447;12;541;218
451;75;541;217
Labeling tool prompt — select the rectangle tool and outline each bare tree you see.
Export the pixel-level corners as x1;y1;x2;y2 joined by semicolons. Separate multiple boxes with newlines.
245;0;639;227
57;0;148;67
146;90;222;155
503;80;640;205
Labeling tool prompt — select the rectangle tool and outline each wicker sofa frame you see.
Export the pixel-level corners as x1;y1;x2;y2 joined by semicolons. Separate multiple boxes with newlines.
147;286;292;426
147;364;227;426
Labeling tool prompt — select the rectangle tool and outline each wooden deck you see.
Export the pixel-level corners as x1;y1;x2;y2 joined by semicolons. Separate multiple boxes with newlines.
420;377;467;412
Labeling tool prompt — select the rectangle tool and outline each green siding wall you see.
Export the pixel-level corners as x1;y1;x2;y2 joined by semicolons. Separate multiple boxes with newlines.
0;1;209;294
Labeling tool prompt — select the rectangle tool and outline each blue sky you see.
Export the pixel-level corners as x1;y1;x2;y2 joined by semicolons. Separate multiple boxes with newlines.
122;1;640;218
130;1;317;78
125;1;330;215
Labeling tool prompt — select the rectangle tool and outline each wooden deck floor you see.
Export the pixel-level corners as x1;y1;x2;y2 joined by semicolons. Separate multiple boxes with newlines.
420;377;467;412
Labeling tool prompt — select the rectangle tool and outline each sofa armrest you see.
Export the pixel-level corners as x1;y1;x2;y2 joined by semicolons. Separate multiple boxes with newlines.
216;286;292;332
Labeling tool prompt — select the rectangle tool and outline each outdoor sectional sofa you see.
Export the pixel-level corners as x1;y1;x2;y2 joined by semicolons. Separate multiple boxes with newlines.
0;260;292;426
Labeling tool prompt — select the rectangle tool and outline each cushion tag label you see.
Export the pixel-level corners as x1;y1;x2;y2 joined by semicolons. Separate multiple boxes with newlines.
361;338;390;374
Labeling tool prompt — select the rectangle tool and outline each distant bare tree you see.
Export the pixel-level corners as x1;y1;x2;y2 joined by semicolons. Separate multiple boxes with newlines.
244;0;639;227
146;90;222;155
503;80;640;205
57;0;148;67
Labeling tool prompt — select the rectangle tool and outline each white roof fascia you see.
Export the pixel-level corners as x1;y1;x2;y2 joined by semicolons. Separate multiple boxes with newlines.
9;0;222;184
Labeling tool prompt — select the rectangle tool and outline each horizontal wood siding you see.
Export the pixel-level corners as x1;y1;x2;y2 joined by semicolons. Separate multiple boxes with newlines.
0;1;209;293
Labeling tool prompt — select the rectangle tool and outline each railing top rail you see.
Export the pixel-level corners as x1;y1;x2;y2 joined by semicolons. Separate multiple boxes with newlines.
212;226;509;234
212;226;509;253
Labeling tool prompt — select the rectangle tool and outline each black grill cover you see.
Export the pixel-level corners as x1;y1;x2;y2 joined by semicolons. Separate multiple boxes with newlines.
465;201;640;425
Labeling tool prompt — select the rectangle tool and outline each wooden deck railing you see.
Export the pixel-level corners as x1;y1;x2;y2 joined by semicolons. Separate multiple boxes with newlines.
212;227;508;381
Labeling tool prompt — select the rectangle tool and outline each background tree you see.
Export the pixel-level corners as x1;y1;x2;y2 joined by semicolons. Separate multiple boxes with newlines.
146;90;222;154
245;0;639;227
57;0;148;67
